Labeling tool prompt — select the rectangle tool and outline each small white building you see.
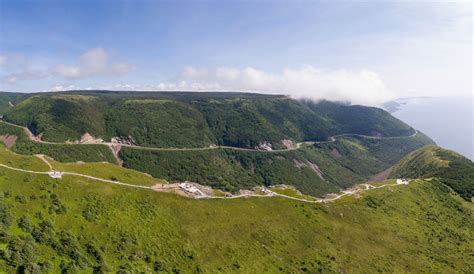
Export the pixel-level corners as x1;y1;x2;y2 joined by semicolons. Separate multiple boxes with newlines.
397;179;409;185
48;171;63;179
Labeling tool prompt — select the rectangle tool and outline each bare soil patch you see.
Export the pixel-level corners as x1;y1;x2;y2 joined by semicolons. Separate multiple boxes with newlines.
0;135;17;148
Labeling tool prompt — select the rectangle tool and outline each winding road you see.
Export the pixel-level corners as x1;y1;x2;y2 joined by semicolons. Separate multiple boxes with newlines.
0;120;418;153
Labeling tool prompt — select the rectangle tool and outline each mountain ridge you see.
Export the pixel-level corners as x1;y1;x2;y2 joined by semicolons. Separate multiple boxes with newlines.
1;90;415;149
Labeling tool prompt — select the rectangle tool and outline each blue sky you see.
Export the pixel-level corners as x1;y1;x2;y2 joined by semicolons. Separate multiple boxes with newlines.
0;0;471;105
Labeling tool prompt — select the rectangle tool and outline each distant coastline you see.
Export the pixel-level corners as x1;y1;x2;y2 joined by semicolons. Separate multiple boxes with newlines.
386;96;473;160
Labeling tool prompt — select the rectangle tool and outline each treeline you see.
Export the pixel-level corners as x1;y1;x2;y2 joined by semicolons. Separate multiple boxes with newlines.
13;142;117;163
0;122;116;163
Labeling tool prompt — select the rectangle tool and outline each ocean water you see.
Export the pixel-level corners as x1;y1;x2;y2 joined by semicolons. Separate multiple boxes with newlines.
390;97;473;160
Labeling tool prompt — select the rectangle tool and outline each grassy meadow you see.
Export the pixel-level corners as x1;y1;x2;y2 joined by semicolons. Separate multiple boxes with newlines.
0;148;472;272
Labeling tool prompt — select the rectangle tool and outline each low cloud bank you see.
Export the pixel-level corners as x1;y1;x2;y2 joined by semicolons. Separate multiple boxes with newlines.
95;66;394;106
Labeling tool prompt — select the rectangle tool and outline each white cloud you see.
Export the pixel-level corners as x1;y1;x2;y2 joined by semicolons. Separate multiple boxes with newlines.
181;66;208;78
83;65;394;106
53;47;135;79
180;65;394;105
2;71;47;84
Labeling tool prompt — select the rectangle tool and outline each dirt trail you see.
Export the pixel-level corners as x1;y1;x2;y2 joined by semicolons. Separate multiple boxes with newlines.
35;154;54;171
0;160;410;204
0;163;152;189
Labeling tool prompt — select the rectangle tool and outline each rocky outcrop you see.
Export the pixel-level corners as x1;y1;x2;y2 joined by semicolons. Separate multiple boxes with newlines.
80;133;104;144
281;139;297;149
255;141;272;151
111;135;137;146
64;133;104;144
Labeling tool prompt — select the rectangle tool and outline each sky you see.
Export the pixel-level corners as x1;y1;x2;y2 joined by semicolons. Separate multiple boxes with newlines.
0;0;472;106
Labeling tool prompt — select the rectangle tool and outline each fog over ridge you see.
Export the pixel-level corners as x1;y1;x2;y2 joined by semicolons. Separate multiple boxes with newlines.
69;65;394;107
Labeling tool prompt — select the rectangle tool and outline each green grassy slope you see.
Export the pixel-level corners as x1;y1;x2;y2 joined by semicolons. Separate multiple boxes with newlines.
390;145;474;201
343;131;435;164
2;91;416;148
0;150;471;272
48;158;165;187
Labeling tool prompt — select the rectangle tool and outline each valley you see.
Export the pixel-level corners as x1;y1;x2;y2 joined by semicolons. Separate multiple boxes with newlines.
0;91;434;197
0;91;471;273
0;145;414;203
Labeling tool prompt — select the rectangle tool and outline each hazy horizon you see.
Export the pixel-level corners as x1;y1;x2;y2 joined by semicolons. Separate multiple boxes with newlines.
392;96;473;160
1;1;472;106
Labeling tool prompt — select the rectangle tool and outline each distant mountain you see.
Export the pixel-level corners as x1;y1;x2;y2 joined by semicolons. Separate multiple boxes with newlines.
2;90;415;148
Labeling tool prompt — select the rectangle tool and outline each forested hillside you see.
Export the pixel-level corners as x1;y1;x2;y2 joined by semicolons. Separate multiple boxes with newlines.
2;91;415;148
0;92;28;114
0;122;116;163
120;132;433;196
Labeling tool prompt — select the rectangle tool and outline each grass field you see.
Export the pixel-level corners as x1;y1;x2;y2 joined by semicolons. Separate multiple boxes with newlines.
0;148;472;272
48;159;165;187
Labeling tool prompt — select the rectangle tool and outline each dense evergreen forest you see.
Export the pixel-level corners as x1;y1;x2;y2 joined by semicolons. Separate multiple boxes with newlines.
1;91;414;148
